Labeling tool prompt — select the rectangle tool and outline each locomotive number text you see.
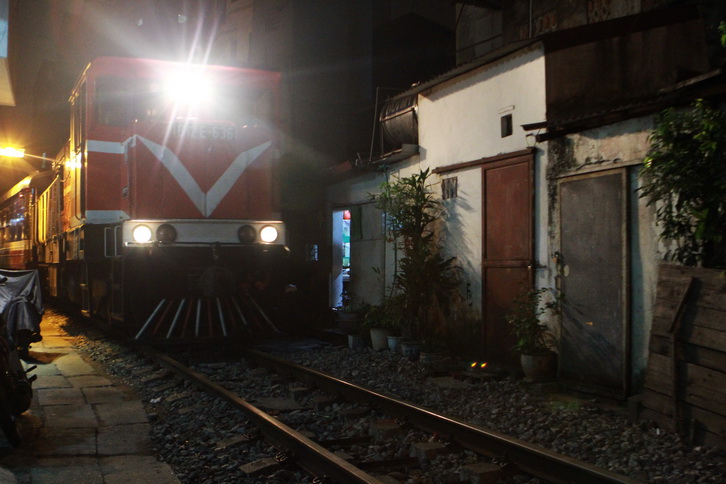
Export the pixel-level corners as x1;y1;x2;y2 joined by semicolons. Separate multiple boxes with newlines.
172;123;237;140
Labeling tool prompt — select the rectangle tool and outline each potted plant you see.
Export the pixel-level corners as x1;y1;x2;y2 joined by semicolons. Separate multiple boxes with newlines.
372;169;459;360
332;290;365;333
505;287;558;382
364;294;406;352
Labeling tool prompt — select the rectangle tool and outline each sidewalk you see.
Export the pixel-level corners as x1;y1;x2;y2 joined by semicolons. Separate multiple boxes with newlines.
0;310;180;484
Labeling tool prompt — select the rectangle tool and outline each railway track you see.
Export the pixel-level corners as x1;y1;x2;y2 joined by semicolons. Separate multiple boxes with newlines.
140;346;381;483
127;340;643;484
240;349;643;484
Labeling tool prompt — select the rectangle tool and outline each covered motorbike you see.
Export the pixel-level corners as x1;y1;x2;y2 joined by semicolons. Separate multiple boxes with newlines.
0;269;42;446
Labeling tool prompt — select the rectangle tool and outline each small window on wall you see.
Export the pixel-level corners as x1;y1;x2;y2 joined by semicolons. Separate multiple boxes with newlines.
501;113;513;138
442;177;458;200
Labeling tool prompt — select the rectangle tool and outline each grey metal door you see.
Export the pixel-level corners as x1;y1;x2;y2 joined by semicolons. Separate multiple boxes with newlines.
558;170;629;398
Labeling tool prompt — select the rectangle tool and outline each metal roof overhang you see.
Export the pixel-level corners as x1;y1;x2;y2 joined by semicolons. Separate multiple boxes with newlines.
522;69;726;142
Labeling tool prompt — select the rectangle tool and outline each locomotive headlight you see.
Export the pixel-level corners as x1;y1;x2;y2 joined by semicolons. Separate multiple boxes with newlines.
238;225;256;244
156;224;177;244
260;225;278;243
132;225;153;243
164;69;213;105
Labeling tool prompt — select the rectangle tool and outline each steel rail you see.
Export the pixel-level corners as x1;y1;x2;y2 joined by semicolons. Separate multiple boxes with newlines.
243;348;644;484
136;345;383;484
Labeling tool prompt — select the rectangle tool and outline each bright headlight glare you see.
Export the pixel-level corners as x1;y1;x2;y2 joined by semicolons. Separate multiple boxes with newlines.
260;226;278;243
164;69;213;104
132;225;153;243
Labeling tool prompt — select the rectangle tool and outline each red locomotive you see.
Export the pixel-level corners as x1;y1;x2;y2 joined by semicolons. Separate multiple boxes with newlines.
1;57;288;339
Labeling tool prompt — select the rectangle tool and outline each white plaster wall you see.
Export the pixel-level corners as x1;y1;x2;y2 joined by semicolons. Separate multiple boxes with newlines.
415;45;548;315
418;45;546;165
326;45;550;324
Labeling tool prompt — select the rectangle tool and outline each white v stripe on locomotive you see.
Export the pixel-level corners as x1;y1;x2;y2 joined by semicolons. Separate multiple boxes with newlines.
206;140;271;215
136;136;271;217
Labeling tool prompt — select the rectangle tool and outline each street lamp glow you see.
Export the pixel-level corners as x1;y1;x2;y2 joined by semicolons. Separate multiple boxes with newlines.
0;147;25;158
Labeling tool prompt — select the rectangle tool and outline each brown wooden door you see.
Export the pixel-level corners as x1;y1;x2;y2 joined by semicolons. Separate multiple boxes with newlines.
482;153;534;362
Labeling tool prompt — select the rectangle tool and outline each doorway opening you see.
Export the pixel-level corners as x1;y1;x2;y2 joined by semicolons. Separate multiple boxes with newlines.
330;209;352;308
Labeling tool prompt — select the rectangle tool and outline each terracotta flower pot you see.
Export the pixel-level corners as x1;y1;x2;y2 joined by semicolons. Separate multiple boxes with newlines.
520;352;556;382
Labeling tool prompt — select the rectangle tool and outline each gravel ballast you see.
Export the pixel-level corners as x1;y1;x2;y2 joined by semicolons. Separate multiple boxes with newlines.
59;309;726;484
260;343;726;484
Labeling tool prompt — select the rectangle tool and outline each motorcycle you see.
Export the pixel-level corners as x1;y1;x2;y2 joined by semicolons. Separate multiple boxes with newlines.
0;269;43;446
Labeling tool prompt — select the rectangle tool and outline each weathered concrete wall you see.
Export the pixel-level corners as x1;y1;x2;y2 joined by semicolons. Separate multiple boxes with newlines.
548;115;663;385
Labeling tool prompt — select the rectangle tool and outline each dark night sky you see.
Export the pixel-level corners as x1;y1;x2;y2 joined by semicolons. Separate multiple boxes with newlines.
0;1;215;194
0;2;62;191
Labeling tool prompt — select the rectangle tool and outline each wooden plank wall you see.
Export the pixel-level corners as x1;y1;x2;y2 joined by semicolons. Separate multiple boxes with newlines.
641;263;726;449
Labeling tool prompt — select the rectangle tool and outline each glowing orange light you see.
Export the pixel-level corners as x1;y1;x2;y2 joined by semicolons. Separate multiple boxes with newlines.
0;147;25;158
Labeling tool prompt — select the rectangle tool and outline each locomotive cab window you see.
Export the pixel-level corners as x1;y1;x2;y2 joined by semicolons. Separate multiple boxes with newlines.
95;77;163;126
95;76;273;129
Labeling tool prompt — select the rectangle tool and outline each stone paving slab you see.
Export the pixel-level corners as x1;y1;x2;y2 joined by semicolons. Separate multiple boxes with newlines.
30;363;61;377
30;457;103;484
54;354;96;376
34;427;97;457
100;456;180;484
0;310;181;483
82;386;127;404
36;387;86;406
97;423;152;455
43;404;97;429
67;375;113;388
31;375;70;389
35;336;75;349
95;401;148;426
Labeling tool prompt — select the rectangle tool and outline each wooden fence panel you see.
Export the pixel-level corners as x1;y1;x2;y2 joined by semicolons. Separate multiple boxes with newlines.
638;263;726;448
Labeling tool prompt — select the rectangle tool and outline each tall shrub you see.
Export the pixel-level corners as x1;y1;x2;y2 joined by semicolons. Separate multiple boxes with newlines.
373;169;459;344
640;99;726;268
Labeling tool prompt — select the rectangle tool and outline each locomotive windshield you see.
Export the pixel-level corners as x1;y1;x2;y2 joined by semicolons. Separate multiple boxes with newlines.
94;76;272;130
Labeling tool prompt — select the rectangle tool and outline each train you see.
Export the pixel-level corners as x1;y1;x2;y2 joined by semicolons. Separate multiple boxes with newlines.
0;57;289;340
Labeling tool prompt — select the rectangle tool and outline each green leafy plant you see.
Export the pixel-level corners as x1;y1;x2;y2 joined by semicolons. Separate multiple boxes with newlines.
639;99;726;268
505;288;557;355
363;294;406;333
372;169;459;344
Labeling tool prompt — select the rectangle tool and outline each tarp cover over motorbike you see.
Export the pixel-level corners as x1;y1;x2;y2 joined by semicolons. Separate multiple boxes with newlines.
0;269;43;344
